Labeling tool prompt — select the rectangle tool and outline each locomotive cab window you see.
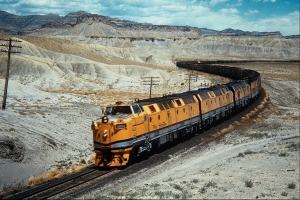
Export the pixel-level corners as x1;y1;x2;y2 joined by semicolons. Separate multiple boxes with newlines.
132;105;141;114
105;106;132;115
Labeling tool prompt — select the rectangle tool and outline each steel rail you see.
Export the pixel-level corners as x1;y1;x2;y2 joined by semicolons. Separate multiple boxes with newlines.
36;169;115;199
2;167;109;200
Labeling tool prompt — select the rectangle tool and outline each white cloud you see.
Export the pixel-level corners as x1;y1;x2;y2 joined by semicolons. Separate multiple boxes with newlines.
241;11;299;35
236;0;243;6
254;0;276;2
19;0;54;6
210;0;229;6
245;10;259;15
219;8;240;14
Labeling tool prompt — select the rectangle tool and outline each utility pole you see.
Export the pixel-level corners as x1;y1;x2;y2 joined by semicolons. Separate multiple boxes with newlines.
143;77;159;98
185;73;196;91
193;64;199;82
0;38;22;110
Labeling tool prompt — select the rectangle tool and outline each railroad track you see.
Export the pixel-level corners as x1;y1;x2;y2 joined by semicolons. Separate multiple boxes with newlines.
2;167;115;200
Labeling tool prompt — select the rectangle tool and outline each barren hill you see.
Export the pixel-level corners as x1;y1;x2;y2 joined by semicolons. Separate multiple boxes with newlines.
0;33;299;99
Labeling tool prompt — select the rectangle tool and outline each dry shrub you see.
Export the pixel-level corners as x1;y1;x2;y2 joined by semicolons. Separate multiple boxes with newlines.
18;111;27;115
241;87;270;123
212;132;220;138
28;167;62;186
66;163;86;174
36;111;45;116
87;153;96;164
220;128;228;134
228;124;234;129
291;116;300;121
241;117;247;122
275;110;284;116
233;121;240;126
212;124;235;139
257;114;262;119
257;104;264;110
28;164;87;187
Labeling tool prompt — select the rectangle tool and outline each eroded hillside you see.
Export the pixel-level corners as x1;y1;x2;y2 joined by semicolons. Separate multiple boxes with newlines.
0;35;298;98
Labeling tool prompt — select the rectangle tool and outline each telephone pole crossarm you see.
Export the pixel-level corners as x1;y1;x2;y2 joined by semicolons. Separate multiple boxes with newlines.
143;76;160;98
185;73;196;91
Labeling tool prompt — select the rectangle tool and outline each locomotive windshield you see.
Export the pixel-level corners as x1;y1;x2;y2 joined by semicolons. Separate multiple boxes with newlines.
105;106;132;115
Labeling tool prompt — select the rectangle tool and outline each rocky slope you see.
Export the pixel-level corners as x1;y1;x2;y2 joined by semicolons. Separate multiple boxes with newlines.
0;35;298;100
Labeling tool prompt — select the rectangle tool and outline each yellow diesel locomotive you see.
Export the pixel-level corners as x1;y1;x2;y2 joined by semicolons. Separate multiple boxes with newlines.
91;63;261;167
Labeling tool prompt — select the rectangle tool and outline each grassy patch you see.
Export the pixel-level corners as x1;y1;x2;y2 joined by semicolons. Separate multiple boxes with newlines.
199;186;206;194
47;138;57;147
110;189;123;197
281;191;288;196
245;180;253;188
244;149;256;155
248;132;269;140
288;182;296;189
173;183;184;191
237;152;245;157
204;180;217;188
192;178;199;183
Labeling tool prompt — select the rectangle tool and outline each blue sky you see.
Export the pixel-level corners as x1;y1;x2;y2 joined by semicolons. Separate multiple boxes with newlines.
0;0;299;36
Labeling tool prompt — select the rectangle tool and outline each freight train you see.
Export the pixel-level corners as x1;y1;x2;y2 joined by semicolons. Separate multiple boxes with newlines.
91;61;261;167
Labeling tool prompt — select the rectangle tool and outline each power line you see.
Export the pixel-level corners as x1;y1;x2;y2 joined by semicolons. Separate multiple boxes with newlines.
143;76;159;98
0;38;22;110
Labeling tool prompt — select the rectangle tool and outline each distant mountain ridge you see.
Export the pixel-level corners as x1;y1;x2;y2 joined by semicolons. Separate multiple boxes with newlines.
200;28;282;37
0;10;290;37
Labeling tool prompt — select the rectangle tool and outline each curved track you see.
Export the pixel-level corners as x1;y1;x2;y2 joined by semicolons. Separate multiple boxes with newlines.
2;168;114;200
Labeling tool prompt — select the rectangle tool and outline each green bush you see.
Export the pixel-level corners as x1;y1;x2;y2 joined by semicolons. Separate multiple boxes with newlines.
245;180;253;188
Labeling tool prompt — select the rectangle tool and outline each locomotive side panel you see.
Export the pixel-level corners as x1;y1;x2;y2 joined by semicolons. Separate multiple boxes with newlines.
173;98;189;123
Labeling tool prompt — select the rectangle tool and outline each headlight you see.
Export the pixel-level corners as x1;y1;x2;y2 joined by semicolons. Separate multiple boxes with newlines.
116;124;127;129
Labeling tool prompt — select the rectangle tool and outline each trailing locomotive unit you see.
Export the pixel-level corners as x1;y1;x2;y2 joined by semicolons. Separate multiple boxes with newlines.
91;62;261;167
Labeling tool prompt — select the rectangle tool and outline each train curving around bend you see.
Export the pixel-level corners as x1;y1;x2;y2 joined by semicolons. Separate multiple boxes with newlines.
91;61;261;167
